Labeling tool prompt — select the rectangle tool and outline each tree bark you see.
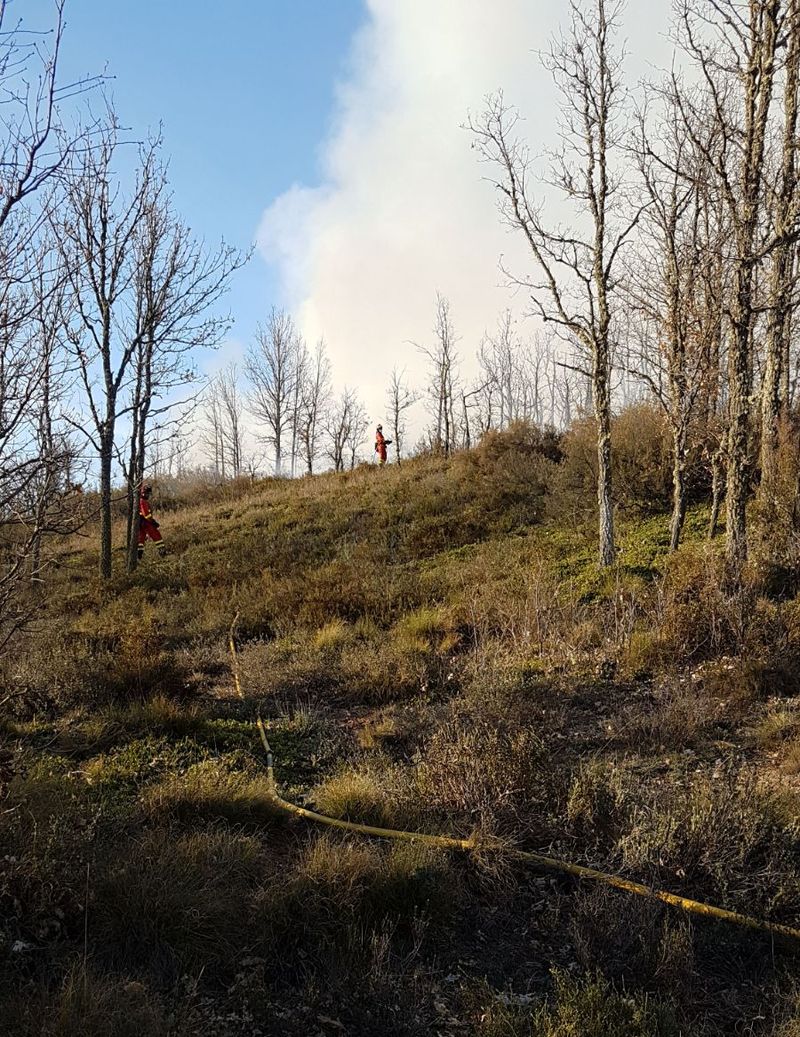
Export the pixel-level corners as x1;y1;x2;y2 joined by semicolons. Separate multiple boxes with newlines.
669;426;688;552
594;365;616;567
761;0;800;485
99;434;114;579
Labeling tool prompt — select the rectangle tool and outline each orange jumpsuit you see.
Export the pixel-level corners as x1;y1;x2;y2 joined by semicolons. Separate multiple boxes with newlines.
375;428;387;465
138;493;163;552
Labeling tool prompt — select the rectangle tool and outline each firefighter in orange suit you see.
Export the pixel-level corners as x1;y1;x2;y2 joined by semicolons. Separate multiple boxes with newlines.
374;425;392;466
138;484;166;561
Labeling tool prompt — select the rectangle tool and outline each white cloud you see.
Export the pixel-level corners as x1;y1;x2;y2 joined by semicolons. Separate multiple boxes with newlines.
258;0;673;443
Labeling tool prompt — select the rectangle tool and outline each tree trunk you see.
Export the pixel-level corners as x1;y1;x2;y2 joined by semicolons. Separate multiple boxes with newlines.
761;0;799;486
99;434;114;579
708;448;724;539
726;312;752;570
393;411;402;466
594;367;615;567
669;426;688;552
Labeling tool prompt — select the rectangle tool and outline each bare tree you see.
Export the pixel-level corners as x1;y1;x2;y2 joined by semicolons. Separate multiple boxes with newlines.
246;308;299;476
325;387;366;472
298;340;331;474
287;339;309;477
217;364;245;478
201;367;246;481
386;366;418;464
628;87;722;550
417;293;460;456
471;0;638;566
201;381;226;479
477;315;553;432
346;396;369;469
674;0;782;571
122;156;243;571
479;311;520;428
0;246;84;650
57;125;156;578
0;0;102;638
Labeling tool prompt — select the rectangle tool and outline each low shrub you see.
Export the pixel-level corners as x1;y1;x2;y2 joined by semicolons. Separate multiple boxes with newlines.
555;404;673;519
253;833;459;968
617;772;800;915
565;762;632;853
414;712;548;838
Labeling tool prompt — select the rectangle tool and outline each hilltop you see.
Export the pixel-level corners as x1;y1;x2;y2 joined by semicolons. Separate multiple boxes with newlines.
3;424;800;1036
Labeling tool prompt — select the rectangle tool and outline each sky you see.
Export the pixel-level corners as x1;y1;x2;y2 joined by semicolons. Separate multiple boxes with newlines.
22;0;676;461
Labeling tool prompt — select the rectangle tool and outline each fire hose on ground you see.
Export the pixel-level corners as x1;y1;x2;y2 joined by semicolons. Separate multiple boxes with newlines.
228;616;800;944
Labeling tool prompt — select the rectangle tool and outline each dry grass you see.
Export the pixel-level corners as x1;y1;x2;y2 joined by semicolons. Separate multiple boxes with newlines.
472;970;679;1037
142;759;284;826
92;828;265;979
781;738;800;775
4;967;169;1037
5;423;800;1034
312;760;409;827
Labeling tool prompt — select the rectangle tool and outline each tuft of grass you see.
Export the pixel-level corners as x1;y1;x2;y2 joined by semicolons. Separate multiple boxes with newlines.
92;828;265;979
472;971;679;1037
566;762;631;853
617;771;800;914
394;605;454;654
313;618;353;650
781;738;800;775
312;761;406;827
414;712;549;838
755;706;800;748
142;759;283;826
619;677;722;750
252;832;459;967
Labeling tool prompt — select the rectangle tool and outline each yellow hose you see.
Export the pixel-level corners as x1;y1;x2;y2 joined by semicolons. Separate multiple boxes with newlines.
228;616;800;943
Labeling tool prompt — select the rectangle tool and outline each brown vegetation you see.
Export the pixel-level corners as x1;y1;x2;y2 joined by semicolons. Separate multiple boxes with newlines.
5;424;800;1034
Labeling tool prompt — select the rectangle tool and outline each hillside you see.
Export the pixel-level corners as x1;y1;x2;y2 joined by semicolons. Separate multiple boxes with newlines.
3;429;800;1036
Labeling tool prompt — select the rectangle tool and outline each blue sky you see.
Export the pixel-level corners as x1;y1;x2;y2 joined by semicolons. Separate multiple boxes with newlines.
22;0;365;356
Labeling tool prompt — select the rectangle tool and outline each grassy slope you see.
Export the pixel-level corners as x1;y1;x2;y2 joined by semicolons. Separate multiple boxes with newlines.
2;440;800;1036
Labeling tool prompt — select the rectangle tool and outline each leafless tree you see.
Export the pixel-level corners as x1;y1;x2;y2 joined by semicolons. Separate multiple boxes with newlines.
471;0;638;566
417;293;460;456
217;364;245;478
325;387;366;471
201;383;227;479
673;0;782;571
56;125;156;578
121;155;243;571
0;0;102;641
246;308;299;476
477;315;553;432
298;339;331;474
0;245;85;650
201;370;245;482
628;87;723;550
386;366;418;464
347;396;369;469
